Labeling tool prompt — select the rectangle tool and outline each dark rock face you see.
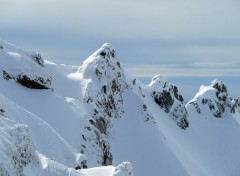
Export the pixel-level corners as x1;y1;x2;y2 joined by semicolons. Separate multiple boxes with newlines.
154;90;174;113
16;74;51;89
101;140;113;166
150;76;189;129
211;81;228;117
230;97;240;113
213;82;227;101
3;70;52;90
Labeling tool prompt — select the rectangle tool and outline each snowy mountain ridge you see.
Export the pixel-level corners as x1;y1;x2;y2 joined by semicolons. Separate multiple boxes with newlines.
0;39;240;176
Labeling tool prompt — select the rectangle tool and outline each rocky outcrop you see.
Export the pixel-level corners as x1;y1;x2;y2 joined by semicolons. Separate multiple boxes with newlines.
0;114;37;176
31;53;44;67
16;74;51;89
2;70;52;90
148;75;189;129
0;41;52;90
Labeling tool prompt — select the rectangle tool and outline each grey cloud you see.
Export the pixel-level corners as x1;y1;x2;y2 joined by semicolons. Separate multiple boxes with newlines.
2;0;240;40
124;62;240;78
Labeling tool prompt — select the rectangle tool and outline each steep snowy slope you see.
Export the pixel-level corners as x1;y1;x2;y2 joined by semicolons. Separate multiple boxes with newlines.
1;39;240;176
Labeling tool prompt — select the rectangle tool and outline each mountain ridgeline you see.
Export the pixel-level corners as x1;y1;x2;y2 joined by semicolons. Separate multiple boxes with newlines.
0;40;240;176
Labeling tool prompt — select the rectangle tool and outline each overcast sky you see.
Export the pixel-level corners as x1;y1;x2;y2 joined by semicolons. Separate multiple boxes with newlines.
1;0;239;99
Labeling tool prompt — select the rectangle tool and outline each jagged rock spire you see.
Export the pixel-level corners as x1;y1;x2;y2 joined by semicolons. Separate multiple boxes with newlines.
78;43;129;166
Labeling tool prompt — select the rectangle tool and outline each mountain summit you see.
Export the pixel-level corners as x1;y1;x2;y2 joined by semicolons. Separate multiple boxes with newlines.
0;40;240;176
187;79;239;118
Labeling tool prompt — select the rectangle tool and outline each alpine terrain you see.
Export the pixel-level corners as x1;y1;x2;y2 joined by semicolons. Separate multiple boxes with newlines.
0;39;240;176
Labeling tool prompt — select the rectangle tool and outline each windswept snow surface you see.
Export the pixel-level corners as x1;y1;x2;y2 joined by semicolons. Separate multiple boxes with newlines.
1;39;240;176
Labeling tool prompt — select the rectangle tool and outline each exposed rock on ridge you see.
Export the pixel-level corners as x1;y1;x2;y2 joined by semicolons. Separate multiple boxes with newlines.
187;80;239;118
148;75;189;129
0;40;52;90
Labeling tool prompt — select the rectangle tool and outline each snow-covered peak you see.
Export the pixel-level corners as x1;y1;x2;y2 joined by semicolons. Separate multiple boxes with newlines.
148;75;189;129
80;43;120;83
83;43;115;65
75;44;130;167
79;43;128;116
148;75;167;88
93;43;115;58
196;79;228;100
187;79;230;118
148;75;184;102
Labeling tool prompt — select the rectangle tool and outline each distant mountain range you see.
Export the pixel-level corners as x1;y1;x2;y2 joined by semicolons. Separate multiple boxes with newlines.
0;40;239;176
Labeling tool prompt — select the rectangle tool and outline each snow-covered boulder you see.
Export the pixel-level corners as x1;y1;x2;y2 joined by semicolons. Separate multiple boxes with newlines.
148;75;189;129
0;40;52;90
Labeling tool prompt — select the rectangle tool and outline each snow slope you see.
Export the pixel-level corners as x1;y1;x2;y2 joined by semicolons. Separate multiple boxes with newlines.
0;39;240;176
